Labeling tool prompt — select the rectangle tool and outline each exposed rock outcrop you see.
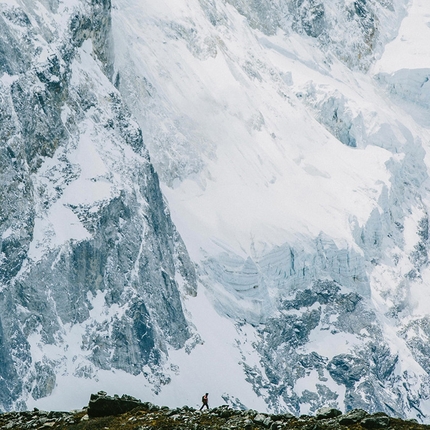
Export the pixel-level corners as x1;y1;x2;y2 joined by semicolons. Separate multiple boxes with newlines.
0;0;197;410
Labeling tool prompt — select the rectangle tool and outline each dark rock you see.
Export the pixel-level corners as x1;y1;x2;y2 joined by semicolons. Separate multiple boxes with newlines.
338;409;368;425
254;413;268;424
327;354;366;387
219;409;234;418
263;417;273;428
315;407;342;420
272;413;295;421
47;411;70;419
142;402;155;410
87;392;143;418
361;415;390;428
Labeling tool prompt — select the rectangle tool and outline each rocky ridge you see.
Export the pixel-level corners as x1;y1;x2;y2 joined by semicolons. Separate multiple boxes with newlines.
0;392;427;430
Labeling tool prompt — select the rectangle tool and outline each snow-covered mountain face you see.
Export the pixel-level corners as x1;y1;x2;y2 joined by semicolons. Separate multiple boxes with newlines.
0;0;197;412
111;0;430;420
3;0;430;422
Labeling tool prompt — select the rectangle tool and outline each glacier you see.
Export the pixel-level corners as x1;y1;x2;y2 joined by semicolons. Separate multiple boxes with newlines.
2;0;430;422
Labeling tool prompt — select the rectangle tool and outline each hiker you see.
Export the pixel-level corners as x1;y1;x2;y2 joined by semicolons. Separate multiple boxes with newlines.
200;393;209;410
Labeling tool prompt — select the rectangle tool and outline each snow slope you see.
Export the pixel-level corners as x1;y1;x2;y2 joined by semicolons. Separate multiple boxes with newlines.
111;0;430;420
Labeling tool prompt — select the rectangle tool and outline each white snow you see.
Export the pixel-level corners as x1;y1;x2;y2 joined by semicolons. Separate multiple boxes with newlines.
157;288;269;411
0;0;18;6
106;0;430;416
0;72;18;85
111;0;410;268
26;284;269;412
304;329;361;360
17;0;430;418
27;40;136;262
1;227;13;240
373;0;430;74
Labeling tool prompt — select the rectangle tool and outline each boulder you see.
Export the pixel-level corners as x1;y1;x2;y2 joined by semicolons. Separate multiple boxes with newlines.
254;413;268;424
361;415;390;428
87;392;144;418
271;413;295;421
220;409;234;418
338;409;368;425
263;417;273;428
315;407;342;420
244;420;254;430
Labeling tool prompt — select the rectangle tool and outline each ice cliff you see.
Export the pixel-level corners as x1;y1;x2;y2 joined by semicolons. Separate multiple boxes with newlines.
2;0;430;423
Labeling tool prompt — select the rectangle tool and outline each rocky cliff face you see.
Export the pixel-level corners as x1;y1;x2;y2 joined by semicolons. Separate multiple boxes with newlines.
0;0;196;411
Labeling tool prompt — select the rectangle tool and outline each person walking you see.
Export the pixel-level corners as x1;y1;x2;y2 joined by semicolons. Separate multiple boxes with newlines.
200;393;209;410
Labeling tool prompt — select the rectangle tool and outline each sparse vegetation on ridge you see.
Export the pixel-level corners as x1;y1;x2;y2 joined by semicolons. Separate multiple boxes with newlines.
0;393;428;430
